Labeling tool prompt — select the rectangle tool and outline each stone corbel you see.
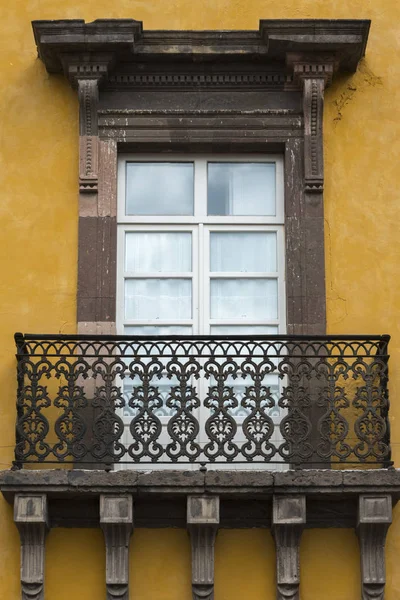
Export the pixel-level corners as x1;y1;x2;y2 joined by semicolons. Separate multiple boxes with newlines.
187;495;220;600
288;54;337;195
14;493;49;600
272;495;306;600
357;494;392;600
100;494;134;600
77;78;100;194
61;54;116;194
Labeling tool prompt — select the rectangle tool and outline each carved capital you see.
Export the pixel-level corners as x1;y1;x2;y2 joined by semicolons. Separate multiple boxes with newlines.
14;494;49;600
272;495;306;600
100;495;134;600
187;496;220;600
61;53;116;88
357;495;392;600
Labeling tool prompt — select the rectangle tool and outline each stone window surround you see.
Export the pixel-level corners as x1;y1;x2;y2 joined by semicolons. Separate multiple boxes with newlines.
32;18;371;338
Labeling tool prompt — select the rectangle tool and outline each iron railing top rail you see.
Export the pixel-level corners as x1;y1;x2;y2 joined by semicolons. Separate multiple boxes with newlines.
16;333;391;341
15;333;390;360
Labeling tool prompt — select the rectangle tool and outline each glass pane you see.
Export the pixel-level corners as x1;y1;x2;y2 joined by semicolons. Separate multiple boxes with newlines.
125;279;192;319
208;163;275;216
126;163;194;215
124;325;192;335
210;325;279;335
125;232;192;272
210;232;277;272
210;279;278;319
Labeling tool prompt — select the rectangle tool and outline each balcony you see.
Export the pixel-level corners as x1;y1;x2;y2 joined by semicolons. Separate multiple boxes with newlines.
13;333;391;470
3;332;399;597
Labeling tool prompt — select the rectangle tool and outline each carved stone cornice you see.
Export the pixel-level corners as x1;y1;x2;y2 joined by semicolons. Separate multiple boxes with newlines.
32;20;142;74
32;19;370;72
100;495;134;600
14;494;49;600
187;496;220;600
32;19;370;198
260;20;370;73
357;495;392;600
272;495;306;600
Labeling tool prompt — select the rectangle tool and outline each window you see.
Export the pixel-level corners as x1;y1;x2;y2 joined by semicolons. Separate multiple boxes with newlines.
117;155;285;337
116;154;285;468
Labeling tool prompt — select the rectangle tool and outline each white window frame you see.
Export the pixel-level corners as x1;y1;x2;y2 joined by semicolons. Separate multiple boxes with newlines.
117;154;286;336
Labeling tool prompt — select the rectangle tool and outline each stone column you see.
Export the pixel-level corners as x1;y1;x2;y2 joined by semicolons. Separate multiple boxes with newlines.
100;494;134;600
14;494;49;600
357;494;392;600
272;495;306;600
187;495;220;600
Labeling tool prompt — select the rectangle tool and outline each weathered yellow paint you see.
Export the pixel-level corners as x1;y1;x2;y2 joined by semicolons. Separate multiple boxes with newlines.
0;1;399;598
215;530;276;600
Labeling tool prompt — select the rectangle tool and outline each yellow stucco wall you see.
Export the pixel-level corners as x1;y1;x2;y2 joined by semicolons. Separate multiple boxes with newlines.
0;1;399;599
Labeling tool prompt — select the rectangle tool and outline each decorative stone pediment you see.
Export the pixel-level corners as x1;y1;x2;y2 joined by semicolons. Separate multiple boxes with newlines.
32;18;370;198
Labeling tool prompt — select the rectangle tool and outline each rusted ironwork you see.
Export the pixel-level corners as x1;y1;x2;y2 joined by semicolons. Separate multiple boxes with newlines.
14;334;391;467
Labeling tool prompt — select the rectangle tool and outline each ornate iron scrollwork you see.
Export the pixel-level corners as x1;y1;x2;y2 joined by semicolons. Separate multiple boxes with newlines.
13;333;392;467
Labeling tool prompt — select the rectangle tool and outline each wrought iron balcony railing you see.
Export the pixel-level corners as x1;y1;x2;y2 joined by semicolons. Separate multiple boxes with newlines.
14;334;391;468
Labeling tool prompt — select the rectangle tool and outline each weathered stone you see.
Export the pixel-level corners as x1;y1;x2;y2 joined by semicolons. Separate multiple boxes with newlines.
2;470;400;530
68;469;139;488
14;494;49;600
137;470;205;489
274;469;343;489
205;470;274;489
100;495;134;600
343;469;399;488
357;494;392;600
272;495;306;600
187;496;220;600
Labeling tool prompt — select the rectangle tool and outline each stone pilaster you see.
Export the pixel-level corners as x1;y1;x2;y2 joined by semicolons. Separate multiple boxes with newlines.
14;494;49;600
357;494;392;600
100;495;134;600
288;54;336;196
272;495;306;600
187;495;220;600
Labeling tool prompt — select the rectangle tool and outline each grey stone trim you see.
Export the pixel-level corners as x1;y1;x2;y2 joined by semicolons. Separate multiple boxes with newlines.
301;76;326;195
272;495;306;600
78;80;99;194
14;494;49;600
289;55;336;196
98;112;303;144
187;496;220;600
77;321;117;335
106;71;294;91
4;469;400;498
259;20;370;73
77;216;116;323
100;495;134;600
98;139;117;218
2;470;400;530
357;494;392;600
32;20;369;74
32;20;142;75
